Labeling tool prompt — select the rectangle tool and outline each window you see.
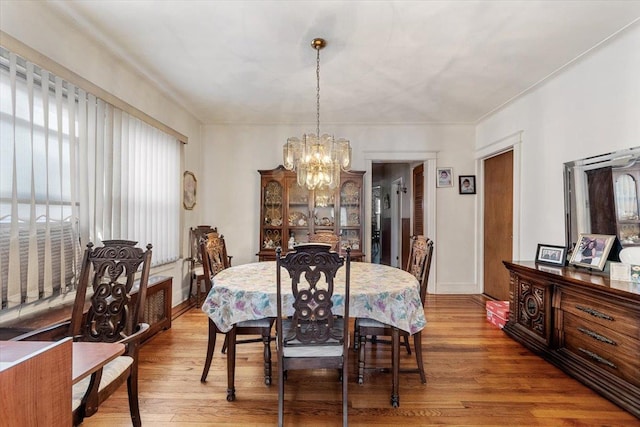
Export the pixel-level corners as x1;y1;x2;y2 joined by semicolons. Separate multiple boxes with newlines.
0;46;180;311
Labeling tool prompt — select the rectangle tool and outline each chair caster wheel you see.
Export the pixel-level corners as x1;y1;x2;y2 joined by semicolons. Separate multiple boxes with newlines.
226;388;236;402
357;378;363;385
265;378;271;386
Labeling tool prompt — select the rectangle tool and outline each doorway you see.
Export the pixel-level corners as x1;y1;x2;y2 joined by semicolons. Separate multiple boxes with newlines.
365;152;437;279
370;163;416;267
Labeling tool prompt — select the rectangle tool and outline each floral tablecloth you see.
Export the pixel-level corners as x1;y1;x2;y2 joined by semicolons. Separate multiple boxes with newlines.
201;261;426;334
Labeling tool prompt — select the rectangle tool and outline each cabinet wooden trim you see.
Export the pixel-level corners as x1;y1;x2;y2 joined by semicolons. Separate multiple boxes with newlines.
503;261;640;419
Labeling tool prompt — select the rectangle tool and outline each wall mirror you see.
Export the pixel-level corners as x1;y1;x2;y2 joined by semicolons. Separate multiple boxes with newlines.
564;146;640;252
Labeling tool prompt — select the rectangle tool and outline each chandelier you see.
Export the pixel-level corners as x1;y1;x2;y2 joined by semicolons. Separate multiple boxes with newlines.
283;38;352;190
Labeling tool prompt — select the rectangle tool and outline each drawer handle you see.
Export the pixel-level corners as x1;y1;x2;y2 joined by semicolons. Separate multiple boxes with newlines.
578;348;617;369
575;305;614;321
577;327;617;346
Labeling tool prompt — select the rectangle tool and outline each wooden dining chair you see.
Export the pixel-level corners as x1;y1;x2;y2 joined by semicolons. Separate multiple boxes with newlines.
354;235;433;386
199;236;274;402
276;243;351;427
187;225;217;305
14;240;153;427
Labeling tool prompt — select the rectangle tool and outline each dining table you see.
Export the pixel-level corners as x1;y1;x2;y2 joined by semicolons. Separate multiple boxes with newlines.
201;260;427;407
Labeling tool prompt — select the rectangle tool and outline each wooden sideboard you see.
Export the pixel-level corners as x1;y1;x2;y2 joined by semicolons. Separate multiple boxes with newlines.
503;261;640;418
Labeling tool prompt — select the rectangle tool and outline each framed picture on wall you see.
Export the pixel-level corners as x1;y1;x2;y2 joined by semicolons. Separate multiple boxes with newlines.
436;167;453;188
458;175;476;194
183;171;197;210
535;243;567;266
569;233;616;271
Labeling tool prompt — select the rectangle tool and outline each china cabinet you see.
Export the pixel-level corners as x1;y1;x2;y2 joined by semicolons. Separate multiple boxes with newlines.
258;165;365;261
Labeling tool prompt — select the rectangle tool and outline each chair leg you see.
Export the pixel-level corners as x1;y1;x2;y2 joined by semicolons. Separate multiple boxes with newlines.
353;321;360;350
188;273;196;304
127;367;142;427
201;319;218;382
403;334;411;355
262;330;272;386
342;362;348;427
413;331;427;384
195;277;201;307
357;334;366;384
196;277;204;307
221;334;229;354
226;326;237;402
278;358;284;427
391;328;400;408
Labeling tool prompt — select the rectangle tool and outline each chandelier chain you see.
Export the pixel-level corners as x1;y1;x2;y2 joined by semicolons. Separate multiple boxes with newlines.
316;45;321;137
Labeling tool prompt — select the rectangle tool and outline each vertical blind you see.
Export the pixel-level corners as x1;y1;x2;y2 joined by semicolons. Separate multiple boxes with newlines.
0;46;180;309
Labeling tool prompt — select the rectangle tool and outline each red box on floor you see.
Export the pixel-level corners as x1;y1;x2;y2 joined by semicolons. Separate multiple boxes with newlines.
486;300;509;329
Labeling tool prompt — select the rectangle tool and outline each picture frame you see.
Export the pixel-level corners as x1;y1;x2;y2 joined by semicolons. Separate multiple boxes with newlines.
569;233;616;271
436;167;453;188
535;243;567;266
183;171;197;210
458;175;476;194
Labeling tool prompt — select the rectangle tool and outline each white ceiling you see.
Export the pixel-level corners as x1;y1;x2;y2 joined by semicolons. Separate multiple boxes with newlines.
50;0;640;125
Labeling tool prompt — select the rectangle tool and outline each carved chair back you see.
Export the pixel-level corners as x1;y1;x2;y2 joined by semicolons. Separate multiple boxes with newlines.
405;236;434;305
204;232;231;278
69;240;153;343
189;225;217;267
276;243;349;346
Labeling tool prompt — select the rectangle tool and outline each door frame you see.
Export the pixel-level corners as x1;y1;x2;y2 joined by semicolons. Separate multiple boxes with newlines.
364;151;437;290
390;177;403;268
476;131;523;294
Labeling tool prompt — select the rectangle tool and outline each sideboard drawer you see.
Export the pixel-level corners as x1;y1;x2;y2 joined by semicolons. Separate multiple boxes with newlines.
563;312;640;388
560;291;638;338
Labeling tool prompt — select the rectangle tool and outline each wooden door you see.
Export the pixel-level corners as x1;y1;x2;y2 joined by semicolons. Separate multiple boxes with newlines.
413;164;424;236
483;150;513;301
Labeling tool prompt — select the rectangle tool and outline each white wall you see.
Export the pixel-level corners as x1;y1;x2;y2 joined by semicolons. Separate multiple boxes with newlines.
476;23;640;263
1;2;204;306
202;123;477;293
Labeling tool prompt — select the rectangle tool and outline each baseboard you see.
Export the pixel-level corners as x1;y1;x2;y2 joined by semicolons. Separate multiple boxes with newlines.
171;299;193;319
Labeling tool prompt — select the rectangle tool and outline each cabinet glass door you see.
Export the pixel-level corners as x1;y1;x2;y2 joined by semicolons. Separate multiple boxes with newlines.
262;180;283;250
286;177;310;248
313;188;336;234
339;179;362;252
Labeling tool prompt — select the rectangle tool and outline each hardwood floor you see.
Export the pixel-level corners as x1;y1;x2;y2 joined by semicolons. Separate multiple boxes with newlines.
84;295;639;426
